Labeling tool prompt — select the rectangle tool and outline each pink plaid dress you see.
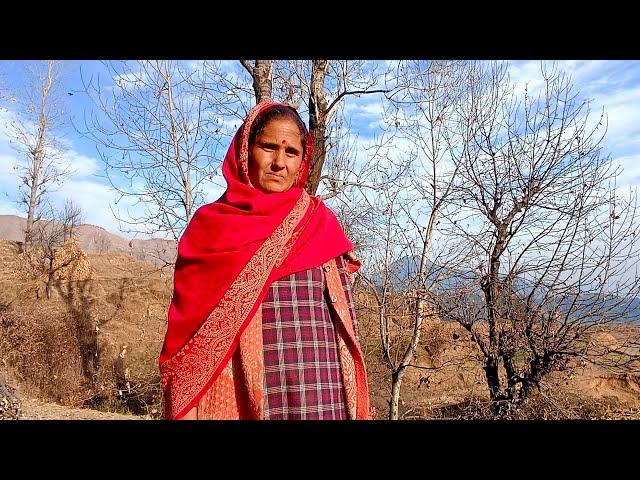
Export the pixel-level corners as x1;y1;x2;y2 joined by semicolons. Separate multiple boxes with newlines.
261;255;361;420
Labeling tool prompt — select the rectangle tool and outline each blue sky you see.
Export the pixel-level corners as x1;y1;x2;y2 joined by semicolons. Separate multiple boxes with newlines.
1;60;639;239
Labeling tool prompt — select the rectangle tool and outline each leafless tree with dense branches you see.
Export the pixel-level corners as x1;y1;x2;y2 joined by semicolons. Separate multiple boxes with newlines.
79;60;226;243
435;61;640;412
340;61;476;419
5;60;70;249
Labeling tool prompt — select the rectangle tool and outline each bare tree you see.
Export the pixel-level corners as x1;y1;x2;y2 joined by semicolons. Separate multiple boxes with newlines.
345;61;475;419
438;61;640;413
200;60;255;124
6;60;70;249
61;198;83;242
240;60;388;195
384;61;478;419
79;60;225;242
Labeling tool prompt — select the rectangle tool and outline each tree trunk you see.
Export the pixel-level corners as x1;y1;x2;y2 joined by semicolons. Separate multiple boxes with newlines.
24;137;46;248
242;60;274;104
481;230;507;403
503;355;518;400
24;61;54;249
24;168;39;248
390;367;408;420
46;256;54;299
520;357;548;400
483;356;502;401
306;60;329;195
160;61;194;223
253;61;273;103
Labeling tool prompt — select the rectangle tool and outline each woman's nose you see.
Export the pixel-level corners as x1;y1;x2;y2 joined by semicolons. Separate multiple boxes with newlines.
273;149;286;168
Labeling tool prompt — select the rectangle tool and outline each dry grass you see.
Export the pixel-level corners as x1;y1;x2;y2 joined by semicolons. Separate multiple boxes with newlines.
0;304;88;405
1;238;639;420
354;285;640;420
0;240;169;417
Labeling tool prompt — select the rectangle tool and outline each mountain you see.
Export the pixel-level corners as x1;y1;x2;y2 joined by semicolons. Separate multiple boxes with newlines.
387;255;476;290
386;254;640;323
0;215;177;268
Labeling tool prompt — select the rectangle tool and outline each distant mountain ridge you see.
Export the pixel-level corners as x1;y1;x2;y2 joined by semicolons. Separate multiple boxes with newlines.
0;215;177;268
388;254;640;323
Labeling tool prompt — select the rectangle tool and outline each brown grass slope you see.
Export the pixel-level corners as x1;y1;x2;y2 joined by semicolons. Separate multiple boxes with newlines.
0;239;170;419
354;289;640;420
1;238;639;419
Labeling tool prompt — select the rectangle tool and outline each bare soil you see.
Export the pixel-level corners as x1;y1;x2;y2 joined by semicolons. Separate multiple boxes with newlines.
19;397;144;420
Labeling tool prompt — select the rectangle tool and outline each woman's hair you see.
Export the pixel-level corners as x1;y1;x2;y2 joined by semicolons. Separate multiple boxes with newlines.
248;104;309;156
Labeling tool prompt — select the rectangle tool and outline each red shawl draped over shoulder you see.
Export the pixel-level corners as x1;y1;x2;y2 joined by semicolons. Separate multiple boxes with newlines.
159;101;366;419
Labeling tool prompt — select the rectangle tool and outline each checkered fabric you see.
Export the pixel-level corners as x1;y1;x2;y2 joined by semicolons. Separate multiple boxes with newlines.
261;255;360;419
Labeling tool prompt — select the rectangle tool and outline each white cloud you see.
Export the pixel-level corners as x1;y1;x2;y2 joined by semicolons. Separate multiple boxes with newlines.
578;85;640;152
342;97;387;131
51;178;145;236
63;149;99;178
0;153;17;177
612;154;640;188
0;197;21;216
507;60;548;97
554;61;612;85
509;61;613;97
510;62;640;151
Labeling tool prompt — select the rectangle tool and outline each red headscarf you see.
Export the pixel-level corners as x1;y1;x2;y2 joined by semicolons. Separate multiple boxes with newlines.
159;101;355;419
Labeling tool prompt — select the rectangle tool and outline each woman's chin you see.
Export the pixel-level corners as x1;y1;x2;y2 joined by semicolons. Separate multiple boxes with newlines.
259;180;293;193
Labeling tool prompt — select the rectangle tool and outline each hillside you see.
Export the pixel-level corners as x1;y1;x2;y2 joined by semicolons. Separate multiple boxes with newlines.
1;238;639;420
0;215;177;268
0;239;170;419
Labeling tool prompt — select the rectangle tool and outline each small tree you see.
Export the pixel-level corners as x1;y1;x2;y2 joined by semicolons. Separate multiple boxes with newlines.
334;61;476;419
358;61;475;419
29;199;85;299
6;60;70;249
439;62;640;412
60;198;83;242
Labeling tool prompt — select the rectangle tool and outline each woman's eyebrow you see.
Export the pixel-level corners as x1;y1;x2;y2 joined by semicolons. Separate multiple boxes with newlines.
285;145;301;155
259;140;301;155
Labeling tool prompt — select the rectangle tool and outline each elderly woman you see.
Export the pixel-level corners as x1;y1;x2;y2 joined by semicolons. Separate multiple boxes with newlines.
159;101;371;420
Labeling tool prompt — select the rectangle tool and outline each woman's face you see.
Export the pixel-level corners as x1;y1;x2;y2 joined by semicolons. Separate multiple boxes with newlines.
248;117;304;193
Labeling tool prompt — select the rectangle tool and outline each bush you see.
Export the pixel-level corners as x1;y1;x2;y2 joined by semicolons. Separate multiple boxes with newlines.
0;303;164;417
0;304;88;406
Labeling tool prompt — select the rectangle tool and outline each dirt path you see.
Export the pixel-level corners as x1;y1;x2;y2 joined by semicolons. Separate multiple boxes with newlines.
18;398;146;420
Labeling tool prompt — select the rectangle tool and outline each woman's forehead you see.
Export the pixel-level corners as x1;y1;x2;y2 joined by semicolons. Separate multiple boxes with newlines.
257;119;304;143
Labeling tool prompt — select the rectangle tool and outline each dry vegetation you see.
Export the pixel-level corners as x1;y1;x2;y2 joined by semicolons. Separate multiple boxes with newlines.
0;239;169;419
1;238;639;420
354;287;640;420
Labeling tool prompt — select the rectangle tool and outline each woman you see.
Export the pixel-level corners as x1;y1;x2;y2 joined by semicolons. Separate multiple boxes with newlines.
159;101;371;420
